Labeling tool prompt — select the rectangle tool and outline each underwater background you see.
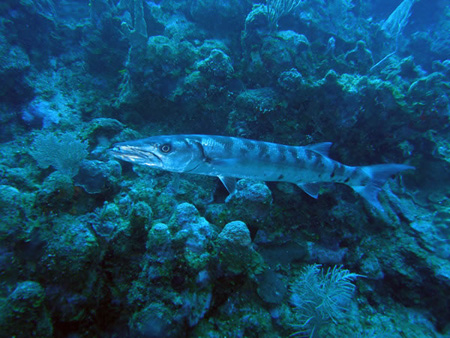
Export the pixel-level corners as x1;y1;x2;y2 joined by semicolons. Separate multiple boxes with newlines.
0;0;449;337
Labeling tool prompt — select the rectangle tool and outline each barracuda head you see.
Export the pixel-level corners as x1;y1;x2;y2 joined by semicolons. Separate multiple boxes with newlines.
109;135;203;172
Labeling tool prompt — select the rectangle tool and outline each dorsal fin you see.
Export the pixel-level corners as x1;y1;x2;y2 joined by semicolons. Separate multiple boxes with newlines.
304;142;332;157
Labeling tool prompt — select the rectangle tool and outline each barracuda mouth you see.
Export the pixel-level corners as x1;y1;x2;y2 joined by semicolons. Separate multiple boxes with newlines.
109;145;162;166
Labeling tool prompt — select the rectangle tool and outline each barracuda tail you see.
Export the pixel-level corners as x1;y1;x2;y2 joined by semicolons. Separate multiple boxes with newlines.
352;164;414;212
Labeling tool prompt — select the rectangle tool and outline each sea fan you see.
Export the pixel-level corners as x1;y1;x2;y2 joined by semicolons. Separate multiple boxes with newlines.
30;132;88;177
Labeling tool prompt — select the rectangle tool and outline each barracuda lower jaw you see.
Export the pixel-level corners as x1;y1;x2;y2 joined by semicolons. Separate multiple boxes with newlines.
109;148;161;166
137;151;162;166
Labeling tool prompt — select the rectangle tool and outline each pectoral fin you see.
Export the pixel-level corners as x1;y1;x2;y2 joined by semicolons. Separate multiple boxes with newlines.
297;182;321;199
218;176;237;194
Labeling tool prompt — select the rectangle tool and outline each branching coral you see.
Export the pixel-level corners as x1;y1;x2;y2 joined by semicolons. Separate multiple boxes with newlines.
290;264;361;337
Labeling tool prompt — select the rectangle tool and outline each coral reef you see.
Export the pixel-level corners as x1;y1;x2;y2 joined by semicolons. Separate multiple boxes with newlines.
0;0;449;337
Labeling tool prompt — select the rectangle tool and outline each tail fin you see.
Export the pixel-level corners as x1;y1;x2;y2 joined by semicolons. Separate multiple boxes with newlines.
352;164;414;212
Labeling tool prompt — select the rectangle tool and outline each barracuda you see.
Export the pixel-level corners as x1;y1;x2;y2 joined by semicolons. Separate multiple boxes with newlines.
109;134;414;211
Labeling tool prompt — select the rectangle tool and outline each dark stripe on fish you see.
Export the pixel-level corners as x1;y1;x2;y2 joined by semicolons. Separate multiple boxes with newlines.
277;144;287;161
243;139;256;150
258;143;269;159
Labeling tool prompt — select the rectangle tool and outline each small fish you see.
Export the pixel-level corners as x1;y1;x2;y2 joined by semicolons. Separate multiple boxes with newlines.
109;134;414;211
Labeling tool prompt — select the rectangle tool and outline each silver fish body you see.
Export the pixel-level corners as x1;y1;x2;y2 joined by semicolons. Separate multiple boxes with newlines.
109;134;414;211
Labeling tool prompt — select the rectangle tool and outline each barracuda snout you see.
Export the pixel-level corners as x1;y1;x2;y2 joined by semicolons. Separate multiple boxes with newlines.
109;142;162;167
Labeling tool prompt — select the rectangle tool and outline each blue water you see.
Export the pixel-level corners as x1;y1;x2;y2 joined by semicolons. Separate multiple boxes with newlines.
0;0;449;337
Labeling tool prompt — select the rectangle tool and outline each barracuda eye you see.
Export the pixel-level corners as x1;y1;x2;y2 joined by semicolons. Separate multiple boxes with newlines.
160;144;172;153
